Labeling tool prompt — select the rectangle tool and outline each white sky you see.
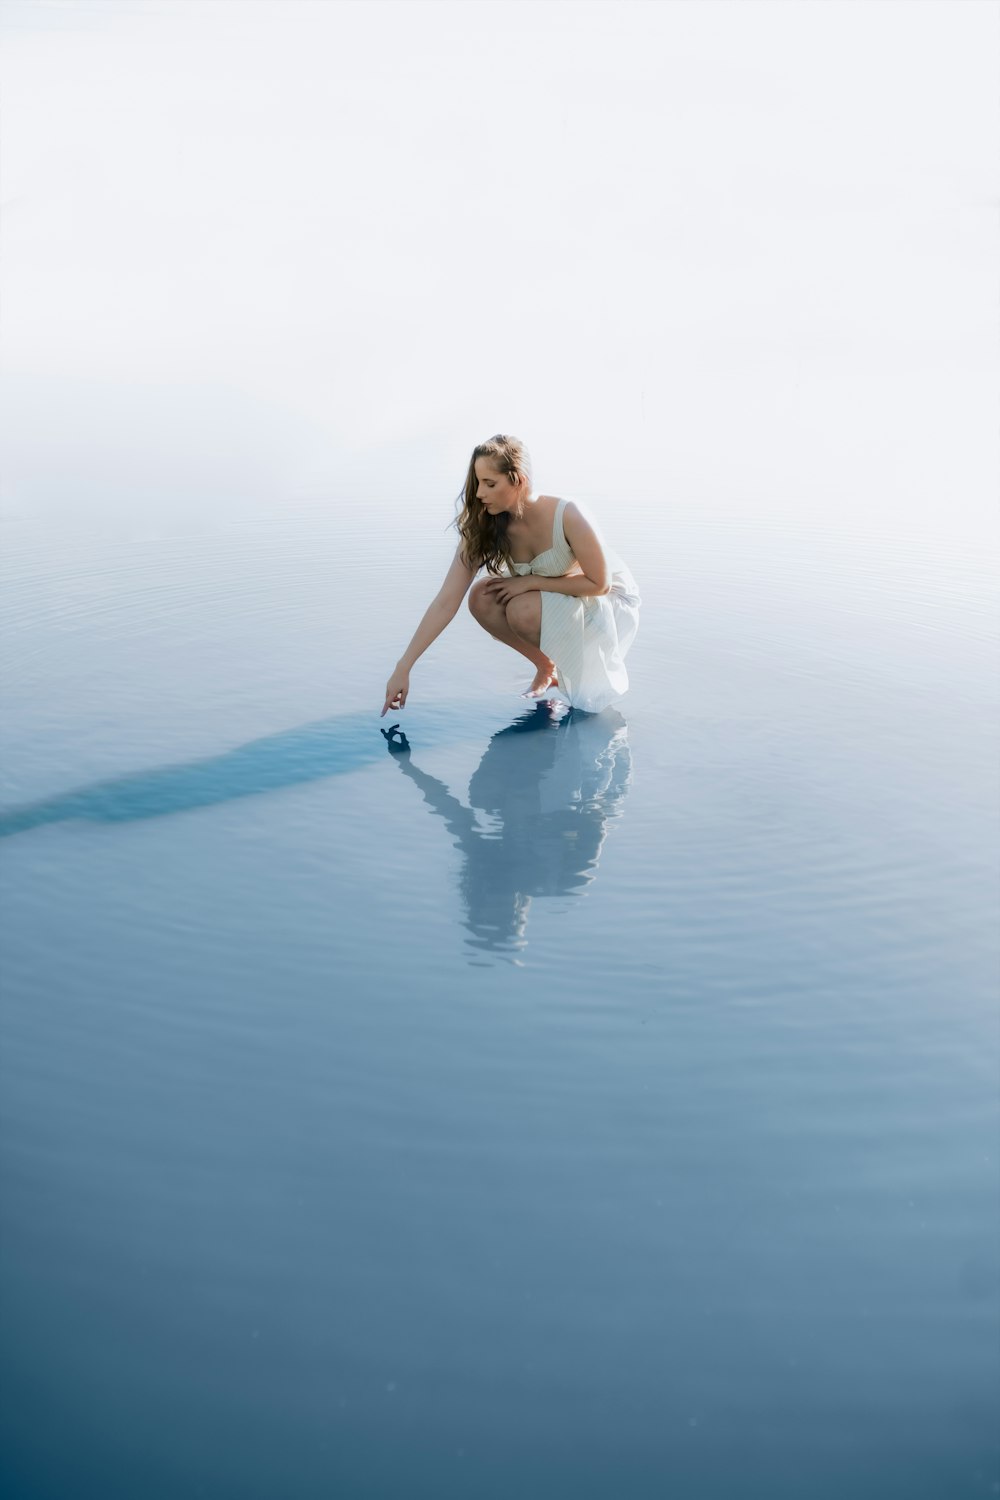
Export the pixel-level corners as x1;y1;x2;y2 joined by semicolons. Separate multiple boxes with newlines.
0;0;997;535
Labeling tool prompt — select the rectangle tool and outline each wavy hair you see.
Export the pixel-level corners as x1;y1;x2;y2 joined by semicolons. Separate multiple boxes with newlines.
453;434;533;574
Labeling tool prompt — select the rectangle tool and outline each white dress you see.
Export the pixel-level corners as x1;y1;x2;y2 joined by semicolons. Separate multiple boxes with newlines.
509;498;641;714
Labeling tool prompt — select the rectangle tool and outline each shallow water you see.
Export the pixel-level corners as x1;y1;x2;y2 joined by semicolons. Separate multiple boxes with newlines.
1;497;997;1498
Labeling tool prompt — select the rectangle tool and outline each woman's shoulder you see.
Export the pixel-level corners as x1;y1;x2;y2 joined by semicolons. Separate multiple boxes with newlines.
548;494;593;514
537;493;581;522
557;496;598;527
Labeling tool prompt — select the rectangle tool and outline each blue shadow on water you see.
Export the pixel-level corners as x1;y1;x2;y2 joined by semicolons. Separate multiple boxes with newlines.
0;700;627;834
0;703;502;838
0;700;631;962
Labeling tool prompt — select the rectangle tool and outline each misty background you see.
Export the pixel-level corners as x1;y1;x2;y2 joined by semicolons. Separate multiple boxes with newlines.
0;0;996;554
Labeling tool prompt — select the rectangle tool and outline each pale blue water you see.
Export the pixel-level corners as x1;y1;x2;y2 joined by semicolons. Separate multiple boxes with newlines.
1;499;997;1498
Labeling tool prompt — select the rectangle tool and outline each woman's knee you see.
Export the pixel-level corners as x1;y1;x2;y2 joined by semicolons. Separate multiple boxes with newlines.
469;579;505;629
468;579;494;620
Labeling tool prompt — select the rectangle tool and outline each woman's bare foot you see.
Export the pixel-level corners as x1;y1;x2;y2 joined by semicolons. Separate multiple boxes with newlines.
523;666;559;698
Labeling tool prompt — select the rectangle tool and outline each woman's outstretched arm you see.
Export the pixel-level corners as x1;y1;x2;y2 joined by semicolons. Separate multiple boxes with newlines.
382;547;478;715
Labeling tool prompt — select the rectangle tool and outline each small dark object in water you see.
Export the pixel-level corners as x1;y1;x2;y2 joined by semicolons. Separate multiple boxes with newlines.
381;724;410;755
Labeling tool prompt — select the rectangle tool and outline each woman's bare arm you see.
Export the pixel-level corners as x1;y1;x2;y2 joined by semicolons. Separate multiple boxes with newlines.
483;571;607;606
398;547;477;667
536;573;610;597
559;503;611;594
382;547;477;715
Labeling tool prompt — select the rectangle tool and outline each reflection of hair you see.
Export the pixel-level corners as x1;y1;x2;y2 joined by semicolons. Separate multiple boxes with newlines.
453;433;533;574
462;875;531;961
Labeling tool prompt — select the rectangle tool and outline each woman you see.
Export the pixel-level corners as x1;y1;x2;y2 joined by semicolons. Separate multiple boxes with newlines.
381;434;640;717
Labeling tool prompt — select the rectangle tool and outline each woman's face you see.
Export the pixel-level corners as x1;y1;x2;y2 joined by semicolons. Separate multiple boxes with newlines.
475;458;521;515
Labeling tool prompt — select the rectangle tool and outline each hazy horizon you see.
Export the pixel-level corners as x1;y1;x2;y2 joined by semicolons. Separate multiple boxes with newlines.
0;0;996;550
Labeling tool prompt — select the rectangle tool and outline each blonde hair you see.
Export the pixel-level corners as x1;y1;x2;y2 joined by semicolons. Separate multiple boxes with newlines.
453;434;533;574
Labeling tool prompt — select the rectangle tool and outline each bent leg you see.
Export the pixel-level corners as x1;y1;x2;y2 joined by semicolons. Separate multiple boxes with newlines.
468;581;558;695
504;591;542;645
505;592;558;697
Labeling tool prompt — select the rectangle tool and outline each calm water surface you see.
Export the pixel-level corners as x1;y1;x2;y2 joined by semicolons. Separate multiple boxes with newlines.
1;497;997;1499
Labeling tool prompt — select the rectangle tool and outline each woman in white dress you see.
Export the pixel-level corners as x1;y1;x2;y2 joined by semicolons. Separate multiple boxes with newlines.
382;434;640;717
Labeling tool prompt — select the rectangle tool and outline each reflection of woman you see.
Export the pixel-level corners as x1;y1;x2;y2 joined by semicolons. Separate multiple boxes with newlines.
382;434;640;717
386;704;632;959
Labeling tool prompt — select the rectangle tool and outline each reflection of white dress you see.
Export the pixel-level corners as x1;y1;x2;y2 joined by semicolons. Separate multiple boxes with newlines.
509;498;641;714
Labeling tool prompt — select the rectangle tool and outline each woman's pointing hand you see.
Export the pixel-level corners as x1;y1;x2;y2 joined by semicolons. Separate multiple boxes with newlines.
382;668;409;717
